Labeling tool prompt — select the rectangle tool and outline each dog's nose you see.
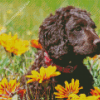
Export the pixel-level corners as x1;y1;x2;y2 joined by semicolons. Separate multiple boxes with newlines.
93;39;100;46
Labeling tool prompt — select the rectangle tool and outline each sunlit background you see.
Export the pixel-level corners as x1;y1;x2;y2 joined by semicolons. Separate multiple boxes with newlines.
1;0;100;39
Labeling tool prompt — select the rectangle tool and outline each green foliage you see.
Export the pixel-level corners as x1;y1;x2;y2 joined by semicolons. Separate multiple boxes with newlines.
83;57;100;88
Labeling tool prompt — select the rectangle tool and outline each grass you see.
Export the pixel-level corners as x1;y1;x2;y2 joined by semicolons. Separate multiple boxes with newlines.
0;0;100;99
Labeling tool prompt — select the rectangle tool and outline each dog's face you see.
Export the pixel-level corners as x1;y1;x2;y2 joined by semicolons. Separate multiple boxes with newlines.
39;6;100;61
66;12;100;56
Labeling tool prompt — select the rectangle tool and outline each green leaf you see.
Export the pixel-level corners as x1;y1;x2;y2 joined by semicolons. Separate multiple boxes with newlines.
92;60;98;69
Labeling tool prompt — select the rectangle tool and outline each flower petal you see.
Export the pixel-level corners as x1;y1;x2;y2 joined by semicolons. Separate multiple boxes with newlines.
27;79;36;84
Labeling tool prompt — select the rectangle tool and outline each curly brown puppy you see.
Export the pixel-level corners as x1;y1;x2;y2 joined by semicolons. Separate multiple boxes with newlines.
21;6;100;100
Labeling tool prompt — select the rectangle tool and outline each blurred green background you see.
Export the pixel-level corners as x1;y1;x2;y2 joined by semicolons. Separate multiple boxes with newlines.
0;0;100;39
0;0;100;87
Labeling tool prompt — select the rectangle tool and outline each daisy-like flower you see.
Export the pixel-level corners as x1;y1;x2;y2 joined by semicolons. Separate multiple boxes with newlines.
0;33;29;55
54;79;83;99
39;65;61;83
31;39;42;49
68;93;100;100
26;65;61;83
90;87;100;96
0;78;26;99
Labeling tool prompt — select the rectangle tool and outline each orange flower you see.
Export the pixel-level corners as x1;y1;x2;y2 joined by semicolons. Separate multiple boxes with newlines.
0;78;26;99
31;39;42;49
26;65;61;83
89;55;97;60
0;94;11;100
90;87;100;96
54;79;83;98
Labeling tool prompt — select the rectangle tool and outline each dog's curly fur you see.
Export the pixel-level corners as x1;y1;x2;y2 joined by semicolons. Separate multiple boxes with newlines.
21;6;100;100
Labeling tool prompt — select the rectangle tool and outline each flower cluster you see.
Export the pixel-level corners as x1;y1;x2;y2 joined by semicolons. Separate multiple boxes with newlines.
54;79;100;100
0;78;26;99
0;33;29;55
26;65;100;100
26;65;61;83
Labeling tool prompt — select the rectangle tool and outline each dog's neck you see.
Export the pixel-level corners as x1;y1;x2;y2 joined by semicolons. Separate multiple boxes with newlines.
45;52;83;70
52;57;83;67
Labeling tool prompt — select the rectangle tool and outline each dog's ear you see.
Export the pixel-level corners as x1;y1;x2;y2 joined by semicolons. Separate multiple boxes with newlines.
39;7;74;59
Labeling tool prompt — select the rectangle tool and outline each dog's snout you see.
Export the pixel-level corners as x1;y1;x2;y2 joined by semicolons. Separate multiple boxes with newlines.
93;39;100;46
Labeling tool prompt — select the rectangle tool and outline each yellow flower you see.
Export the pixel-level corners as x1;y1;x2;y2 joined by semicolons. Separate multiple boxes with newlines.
0;78;26;99
54;79;83;99
31;39;42;49
0;33;29;55
13;39;29;55
26;65;61;83
90;87;100;96
68;93;100;100
26;70;40;83
39;65;61;83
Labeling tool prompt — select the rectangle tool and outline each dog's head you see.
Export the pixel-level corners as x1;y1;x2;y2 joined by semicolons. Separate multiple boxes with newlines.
39;6;100;61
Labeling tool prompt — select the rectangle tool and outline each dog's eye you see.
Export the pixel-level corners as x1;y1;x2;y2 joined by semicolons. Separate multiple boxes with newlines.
75;26;82;31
